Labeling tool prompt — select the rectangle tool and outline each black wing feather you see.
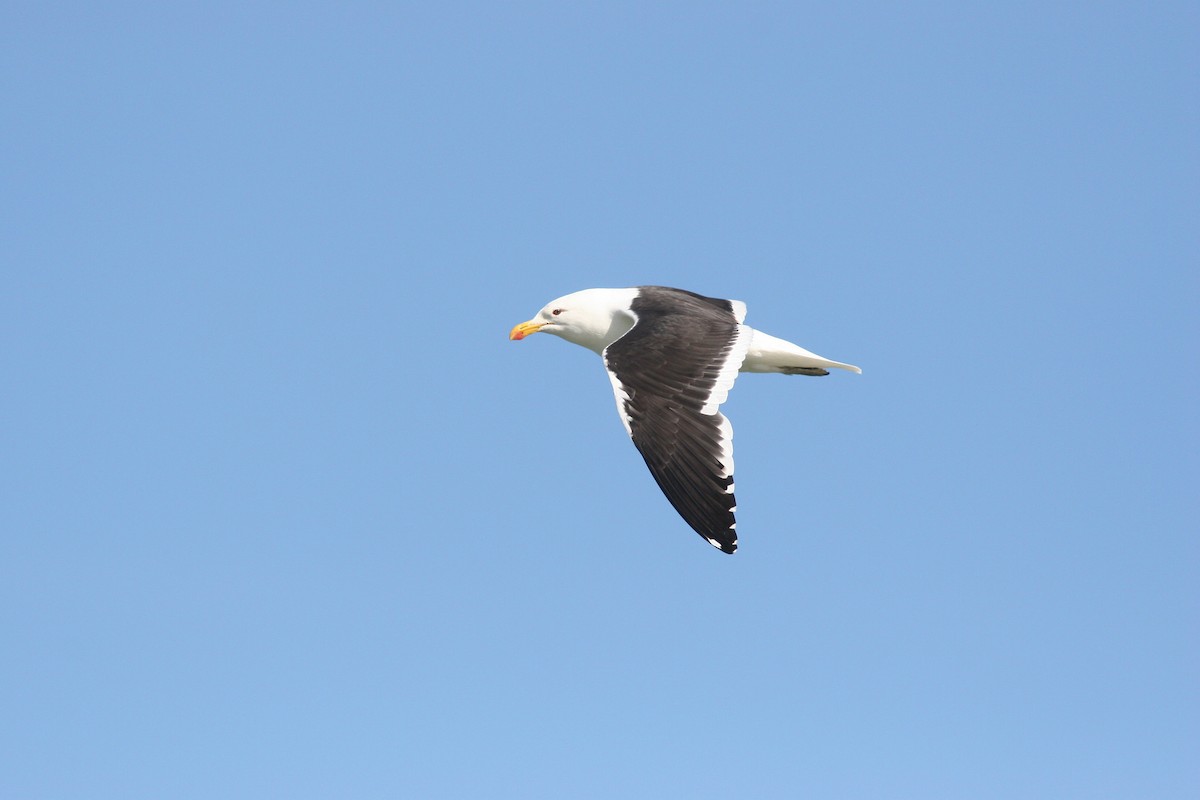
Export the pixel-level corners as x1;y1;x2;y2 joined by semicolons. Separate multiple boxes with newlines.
603;290;745;553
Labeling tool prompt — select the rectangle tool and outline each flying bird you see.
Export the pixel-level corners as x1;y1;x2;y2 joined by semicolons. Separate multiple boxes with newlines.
510;286;860;554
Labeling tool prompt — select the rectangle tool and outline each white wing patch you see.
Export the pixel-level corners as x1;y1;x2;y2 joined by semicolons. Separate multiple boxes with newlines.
729;299;747;323
604;364;634;438
699;324;751;415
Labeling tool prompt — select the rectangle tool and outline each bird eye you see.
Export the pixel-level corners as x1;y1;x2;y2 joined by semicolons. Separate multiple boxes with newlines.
551;308;563;316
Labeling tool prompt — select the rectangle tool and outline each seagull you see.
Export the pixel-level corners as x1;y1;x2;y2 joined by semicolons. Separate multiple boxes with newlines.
510;286;860;553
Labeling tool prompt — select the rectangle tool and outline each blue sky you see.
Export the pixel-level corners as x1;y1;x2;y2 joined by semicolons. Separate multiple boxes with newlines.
2;2;1196;798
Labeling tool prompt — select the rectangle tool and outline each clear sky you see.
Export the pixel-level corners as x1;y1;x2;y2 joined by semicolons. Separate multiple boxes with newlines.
2;3;1196;798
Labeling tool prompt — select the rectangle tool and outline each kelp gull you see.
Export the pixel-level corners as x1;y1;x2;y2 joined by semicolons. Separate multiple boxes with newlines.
510;286;860;554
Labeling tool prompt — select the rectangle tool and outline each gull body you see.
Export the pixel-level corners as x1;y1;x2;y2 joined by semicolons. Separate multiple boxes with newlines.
512;287;860;376
510;286;859;553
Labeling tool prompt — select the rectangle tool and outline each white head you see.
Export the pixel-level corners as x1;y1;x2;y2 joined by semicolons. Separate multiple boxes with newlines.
509;287;639;353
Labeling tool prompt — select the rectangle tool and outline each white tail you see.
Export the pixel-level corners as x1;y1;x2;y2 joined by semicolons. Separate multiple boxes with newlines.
739;329;862;375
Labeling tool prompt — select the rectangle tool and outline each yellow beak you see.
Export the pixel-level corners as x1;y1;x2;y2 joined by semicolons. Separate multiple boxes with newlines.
509;320;544;341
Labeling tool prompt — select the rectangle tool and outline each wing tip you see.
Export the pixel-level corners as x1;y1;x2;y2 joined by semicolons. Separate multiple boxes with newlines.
706;535;738;554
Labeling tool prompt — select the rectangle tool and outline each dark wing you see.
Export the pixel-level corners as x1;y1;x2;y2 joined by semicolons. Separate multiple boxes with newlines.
602;307;750;553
